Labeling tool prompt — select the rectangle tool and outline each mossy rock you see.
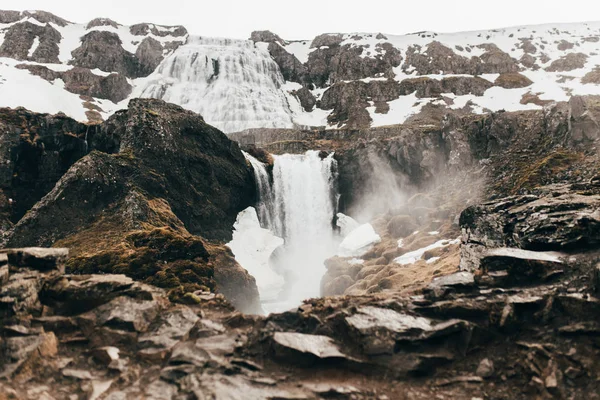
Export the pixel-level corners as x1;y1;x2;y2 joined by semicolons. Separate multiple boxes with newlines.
387;215;418;238
494;73;533;89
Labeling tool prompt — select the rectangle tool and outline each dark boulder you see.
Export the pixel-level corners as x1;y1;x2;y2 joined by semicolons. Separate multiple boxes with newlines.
4;99;260;312
70;31;140;78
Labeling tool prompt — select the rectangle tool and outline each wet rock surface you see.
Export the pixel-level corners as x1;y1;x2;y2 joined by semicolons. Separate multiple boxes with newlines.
3;206;600;399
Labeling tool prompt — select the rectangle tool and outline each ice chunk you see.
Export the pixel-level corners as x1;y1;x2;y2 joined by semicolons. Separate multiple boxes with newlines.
336;213;361;237
227;207;285;303
338;224;381;257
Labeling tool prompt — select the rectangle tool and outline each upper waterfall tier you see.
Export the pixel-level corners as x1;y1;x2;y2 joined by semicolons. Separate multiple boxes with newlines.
136;36;295;133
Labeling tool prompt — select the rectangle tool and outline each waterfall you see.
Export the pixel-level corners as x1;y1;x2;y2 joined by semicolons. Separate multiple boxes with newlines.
236;151;339;313
136;36;295;133
243;152;277;230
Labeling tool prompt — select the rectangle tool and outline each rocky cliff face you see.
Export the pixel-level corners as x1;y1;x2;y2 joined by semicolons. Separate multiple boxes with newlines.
249;23;600;130
1;99;260;313
2;10;600;131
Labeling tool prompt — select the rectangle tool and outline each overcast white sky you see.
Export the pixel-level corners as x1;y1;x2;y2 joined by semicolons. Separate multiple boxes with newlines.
4;0;600;40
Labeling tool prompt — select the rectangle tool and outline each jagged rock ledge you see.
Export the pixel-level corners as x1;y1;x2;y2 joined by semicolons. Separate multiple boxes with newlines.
2;172;600;398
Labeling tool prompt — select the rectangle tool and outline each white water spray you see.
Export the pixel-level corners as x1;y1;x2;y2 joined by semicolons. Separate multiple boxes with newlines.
232;151;339;313
136;36;295;133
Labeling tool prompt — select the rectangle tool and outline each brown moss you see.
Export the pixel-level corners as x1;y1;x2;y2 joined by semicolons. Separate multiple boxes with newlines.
85;110;103;124
83;101;104;113
494;73;533;89
520;92;553;107
55;190;221;303
386;215;418;238
582;68;600;85
505;150;583;194
64;226;216;301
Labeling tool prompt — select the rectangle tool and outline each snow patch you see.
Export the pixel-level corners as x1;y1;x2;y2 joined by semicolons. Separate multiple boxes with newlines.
27;37;40;57
487;247;564;263
338;224;381;257
394;238;460;265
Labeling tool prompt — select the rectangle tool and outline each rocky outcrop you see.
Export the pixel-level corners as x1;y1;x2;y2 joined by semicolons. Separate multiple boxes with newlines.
129;23;187;38
6;99;255;243
520;39;537;54
569;95;600;143
476;43;520;74
21;10;70;26
0;10;21;24
320;79;401;128
69;28;185;78
403;41;519;75
557;40;575;51
0;21;61;63
306;37;402;87
494;72;533;88
69;31;140;78
582;67;600;84
2;100;260;311
545;52;588;72
85;17;120;29
135;37;165;77
293;87;317;111
0;107;99;227
267;42;310;85
398;76;493;97
460;182;600;272
250;30;284;45
16;64;132;102
519;53;538;69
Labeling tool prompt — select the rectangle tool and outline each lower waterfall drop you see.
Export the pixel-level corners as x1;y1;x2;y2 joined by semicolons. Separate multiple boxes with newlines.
233;151;339;314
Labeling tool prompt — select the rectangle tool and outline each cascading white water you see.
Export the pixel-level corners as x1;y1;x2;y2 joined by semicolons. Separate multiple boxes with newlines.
243;152;277;230
136;36;295;133
267;152;338;310
232;151;339;313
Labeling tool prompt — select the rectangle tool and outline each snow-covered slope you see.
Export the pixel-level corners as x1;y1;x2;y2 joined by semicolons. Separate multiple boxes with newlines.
274;22;600;128
0;10;187;122
1;10;600;132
